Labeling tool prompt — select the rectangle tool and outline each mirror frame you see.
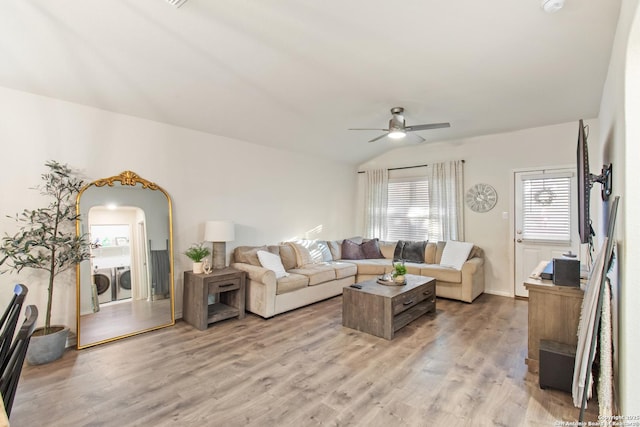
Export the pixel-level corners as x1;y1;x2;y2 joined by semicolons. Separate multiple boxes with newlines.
75;170;175;349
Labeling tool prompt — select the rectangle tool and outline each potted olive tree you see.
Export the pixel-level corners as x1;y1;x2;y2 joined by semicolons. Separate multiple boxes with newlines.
0;160;90;365
184;242;210;274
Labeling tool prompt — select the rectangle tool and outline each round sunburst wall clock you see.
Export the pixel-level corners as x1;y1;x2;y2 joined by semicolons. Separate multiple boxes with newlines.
465;183;498;213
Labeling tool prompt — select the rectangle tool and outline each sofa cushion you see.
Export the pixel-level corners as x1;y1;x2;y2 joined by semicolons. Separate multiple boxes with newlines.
288;264;337;286
435;241;447;264
392;240;405;262
286;242;315;267
379;241;397;260
328;261;358;279
327;240;342;260
341;239;364;260
234;245;269;266
267;245;281;255
279;244;297;271
419;264;463;283
317;241;333;262
468;245;483;260
257;250;289;279
440;241;474;270
346;259;393;276
276;273;309;295
424;242;437;264
361;238;384;259
289;239;333;263
402;262;424;275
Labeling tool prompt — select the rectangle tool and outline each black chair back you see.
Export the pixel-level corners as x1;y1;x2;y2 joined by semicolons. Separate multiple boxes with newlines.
0;305;38;418
0;284;28;367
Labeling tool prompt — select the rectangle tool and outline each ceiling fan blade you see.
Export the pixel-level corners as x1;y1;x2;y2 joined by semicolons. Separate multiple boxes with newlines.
414;133;426;143
349;128;390;131
368;133;389;143
405;122;451;132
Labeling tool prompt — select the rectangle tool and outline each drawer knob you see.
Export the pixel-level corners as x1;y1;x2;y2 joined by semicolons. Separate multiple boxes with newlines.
219;283;235;288
403;299;415;306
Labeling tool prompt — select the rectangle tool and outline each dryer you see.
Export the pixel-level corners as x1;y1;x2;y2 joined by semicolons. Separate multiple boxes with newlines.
93;267;114;304
115;265;132;300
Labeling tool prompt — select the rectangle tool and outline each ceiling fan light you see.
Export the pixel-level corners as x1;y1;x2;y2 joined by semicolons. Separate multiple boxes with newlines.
388;130;406;139
541;0;564;13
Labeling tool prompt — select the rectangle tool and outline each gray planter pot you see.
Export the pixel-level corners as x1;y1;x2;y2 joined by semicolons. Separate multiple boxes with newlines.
26;326;69;365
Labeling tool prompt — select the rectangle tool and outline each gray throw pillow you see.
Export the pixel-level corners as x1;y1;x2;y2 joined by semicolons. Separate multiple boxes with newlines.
341;239;364;260
393;240;427;263
361;238;384;259
393;240;406;262
403;241;427;263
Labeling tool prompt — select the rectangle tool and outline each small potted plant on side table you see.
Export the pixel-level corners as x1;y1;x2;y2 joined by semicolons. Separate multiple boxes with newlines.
392;262;407;285
184;242;210;274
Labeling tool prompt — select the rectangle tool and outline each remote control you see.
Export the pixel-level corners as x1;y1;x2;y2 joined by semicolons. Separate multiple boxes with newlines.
350;284;362;289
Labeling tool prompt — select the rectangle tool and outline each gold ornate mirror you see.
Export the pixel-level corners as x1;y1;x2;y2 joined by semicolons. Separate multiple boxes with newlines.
76;171;175;349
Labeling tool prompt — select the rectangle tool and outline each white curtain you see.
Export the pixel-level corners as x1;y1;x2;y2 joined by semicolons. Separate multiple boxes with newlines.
363;169;388;239
428;160;464;241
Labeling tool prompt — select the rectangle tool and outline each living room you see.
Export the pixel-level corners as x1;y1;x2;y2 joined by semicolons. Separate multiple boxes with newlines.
0;0;638;425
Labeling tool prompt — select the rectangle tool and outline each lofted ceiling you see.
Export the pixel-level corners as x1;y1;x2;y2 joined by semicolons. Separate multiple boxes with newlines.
0;0;621;164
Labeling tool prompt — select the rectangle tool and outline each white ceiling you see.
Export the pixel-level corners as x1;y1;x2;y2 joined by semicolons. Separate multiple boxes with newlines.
0;0;621;164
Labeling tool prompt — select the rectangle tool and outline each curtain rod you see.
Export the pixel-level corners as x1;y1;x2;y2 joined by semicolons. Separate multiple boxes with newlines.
357;160;464;174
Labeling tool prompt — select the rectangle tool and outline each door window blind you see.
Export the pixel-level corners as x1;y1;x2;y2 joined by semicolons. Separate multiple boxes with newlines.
386;178;429;241
522;175;571;242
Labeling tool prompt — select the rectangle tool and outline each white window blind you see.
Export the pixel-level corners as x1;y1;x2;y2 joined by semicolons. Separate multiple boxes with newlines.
386;178;429;241
522;175;571;242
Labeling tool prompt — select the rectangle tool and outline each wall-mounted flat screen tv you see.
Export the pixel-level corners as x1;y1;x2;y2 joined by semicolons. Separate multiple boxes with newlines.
577;119;592;244
576;119;613;245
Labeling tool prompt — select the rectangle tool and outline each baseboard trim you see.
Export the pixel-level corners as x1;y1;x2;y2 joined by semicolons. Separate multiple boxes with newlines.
483;289;514;298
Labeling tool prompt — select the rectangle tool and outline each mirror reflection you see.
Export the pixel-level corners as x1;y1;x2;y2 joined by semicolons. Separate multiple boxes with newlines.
76;171;175;349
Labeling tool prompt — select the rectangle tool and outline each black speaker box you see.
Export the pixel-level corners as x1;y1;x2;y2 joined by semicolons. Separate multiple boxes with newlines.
539;340;576;392
552;258;580;287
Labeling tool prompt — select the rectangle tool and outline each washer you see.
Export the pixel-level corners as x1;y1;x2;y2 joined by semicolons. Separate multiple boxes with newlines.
115;266;132;300
93;267;114;304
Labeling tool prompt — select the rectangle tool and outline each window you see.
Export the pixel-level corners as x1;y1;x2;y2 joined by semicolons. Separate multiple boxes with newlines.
386;178;429;241
521;175;572;242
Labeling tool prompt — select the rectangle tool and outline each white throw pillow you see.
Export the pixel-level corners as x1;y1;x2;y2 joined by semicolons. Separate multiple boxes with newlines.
257;250;289;279
439;241;474;270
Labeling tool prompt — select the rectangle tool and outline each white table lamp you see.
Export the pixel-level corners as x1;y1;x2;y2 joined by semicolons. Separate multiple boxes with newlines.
204;220;235;269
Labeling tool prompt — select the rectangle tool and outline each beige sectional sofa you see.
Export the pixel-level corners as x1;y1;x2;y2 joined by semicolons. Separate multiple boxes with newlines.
231;239;484;319
341;240;485;304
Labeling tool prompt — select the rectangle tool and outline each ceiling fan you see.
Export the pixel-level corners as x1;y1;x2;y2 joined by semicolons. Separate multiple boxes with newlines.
349;107;450;143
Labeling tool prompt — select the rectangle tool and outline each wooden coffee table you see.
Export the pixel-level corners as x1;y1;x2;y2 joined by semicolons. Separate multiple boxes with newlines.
342;274;436;340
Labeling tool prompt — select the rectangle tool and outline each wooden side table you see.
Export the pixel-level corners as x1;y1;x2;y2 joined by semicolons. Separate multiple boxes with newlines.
524;278;584;373
183;267;246;330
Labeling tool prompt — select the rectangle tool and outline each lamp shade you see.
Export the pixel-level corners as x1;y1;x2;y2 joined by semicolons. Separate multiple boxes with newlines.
204;220;235;242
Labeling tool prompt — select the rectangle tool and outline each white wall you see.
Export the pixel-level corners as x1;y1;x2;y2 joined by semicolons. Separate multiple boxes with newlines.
359;121;596;297
0;86;357;330
597;0;640;415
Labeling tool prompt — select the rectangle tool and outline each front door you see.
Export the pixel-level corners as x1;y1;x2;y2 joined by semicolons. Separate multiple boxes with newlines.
514;168;579;297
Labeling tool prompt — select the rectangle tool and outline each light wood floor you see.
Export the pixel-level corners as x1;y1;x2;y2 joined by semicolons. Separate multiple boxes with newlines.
12;294;597;426
79;298;172;347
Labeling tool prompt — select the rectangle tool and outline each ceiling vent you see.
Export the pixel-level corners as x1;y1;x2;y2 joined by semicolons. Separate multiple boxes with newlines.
166;0;188;8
